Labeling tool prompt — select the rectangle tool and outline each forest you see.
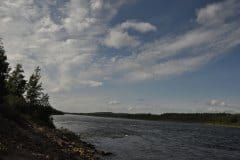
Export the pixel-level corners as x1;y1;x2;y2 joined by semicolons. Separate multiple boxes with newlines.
0;40;62;127
77;112;240;126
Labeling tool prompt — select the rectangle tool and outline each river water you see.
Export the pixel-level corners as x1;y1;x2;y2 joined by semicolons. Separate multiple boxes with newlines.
53;114;240;160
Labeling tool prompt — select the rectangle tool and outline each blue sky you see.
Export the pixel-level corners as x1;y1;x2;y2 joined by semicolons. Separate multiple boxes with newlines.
0;0;240;113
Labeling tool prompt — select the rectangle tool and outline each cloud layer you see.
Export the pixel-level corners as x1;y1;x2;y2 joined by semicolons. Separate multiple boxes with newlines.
0;0;132;91
111;0;240;82
0;0;240;111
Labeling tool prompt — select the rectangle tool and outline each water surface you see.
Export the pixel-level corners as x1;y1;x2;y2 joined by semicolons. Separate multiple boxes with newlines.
53;114;240;160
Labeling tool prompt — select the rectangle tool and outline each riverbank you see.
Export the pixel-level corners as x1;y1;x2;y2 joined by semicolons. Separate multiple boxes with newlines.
72;112;240;128
0;115;110;160
206;122;240;128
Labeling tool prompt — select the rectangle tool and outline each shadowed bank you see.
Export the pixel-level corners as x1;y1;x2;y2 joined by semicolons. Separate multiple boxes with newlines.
0;40;110;159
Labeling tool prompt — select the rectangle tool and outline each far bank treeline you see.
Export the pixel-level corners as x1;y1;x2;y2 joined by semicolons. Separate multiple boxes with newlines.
77;112;240;126
0;40;62;127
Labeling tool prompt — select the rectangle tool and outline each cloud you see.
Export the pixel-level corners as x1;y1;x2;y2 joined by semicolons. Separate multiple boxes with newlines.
107;100;120;105
87;81;103;87
108;0;240;82
90;0;104;10
0;0;133;93
0;0;240;111
207;99;240;112
115;53;212;82
2;0;239;90
207;107;235;113
128;106;134;111
120;20;157;33
207;99;227;107
196;0;240;25
103;28;140;49
103;20;156;48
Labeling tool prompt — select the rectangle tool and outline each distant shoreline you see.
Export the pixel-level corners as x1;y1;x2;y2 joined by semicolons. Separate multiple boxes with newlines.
206;123;240;128
65;112;240;128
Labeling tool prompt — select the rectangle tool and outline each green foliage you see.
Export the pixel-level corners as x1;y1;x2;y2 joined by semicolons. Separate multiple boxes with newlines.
39;93;50;107
25;67;52;108
26;66;43;105
4;95;26;108
7;64;27;97
79;112;240;126
0;40;63;128
0;40;9;101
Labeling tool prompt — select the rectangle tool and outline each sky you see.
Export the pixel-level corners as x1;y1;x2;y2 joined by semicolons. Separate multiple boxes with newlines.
0;0;240;113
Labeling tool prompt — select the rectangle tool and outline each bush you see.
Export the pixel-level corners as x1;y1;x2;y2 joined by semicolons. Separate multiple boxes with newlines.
0;103;21;122
4;95;26;108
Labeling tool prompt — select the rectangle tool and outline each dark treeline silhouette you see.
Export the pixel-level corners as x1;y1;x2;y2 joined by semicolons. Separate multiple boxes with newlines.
0;40;62;127
76;112;240;126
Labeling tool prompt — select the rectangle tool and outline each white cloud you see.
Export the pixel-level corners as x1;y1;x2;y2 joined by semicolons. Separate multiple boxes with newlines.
107;100;120;105
120;20;157;33
207;99;227;107
103;28;140;49
196;0;240;25
206;99;240;112
4;0;238;89
0;0;133;93
103;20;156;48
90;0;103;10
88;81;103;87
207;107;235;113
128;106;134;111
108;0;240;82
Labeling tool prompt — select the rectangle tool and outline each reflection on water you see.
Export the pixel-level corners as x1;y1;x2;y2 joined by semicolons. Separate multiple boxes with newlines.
53;114;240;160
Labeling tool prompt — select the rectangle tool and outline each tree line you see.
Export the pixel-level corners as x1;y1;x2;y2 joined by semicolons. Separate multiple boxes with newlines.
0;39;61;127
78;112;240;125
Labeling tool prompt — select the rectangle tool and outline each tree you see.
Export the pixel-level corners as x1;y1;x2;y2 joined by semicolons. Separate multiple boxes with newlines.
26;66;43;105
0;40;9;101
8;64;27;97
39;93;50;107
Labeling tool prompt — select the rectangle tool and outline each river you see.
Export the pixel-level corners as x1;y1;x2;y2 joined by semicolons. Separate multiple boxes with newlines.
53;114;240;160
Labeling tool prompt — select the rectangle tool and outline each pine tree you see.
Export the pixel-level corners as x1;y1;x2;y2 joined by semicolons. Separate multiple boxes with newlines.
8;64;27;97
0;40;9;101
26;66;43;105
40;93;50;107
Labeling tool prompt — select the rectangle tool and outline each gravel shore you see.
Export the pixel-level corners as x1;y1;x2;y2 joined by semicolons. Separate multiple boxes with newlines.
0;115;111;160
